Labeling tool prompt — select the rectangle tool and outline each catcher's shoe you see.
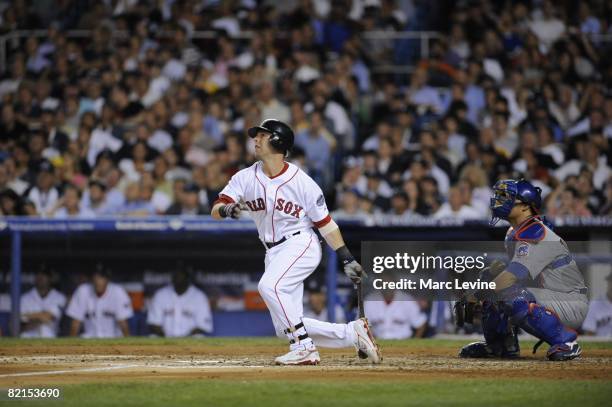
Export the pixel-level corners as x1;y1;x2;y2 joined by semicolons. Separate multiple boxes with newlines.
459;340;520;359
274;343;320;366
459;327;520;358
459;341;496;358
352;318;382;364
546;341;582;361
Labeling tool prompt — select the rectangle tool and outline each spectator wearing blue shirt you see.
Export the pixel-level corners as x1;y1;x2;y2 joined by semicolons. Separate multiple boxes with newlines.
294;110;336;190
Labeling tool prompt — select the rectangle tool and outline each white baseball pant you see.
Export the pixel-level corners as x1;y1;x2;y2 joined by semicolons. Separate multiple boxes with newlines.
257;230;355;348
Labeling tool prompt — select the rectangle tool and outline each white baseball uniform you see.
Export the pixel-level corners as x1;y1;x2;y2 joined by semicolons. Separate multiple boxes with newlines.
216;161;356;348
147;284;213;337
582;296;612;337
66;282;134;338
20;288;66;338
364;292;427;339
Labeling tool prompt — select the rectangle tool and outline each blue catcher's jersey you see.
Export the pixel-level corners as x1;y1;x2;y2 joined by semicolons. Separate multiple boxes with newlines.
504;216;586;294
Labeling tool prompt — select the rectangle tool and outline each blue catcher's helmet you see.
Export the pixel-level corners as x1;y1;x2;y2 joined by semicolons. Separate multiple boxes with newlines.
490;179;542;225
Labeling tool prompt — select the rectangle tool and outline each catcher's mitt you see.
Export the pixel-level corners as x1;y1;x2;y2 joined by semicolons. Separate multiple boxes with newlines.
454;295;479;327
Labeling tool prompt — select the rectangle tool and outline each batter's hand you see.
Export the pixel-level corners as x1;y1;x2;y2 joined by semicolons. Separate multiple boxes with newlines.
220;203;242;219
344;260;366;284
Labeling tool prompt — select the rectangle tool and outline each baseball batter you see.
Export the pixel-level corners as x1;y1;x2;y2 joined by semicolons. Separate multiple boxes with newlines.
211;119;381;365
458;179;588;361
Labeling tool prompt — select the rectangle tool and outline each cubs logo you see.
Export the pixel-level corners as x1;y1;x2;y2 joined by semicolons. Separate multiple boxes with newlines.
517;243;530;257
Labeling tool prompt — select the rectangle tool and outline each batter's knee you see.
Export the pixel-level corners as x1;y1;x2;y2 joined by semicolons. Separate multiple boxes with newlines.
257;278;275;301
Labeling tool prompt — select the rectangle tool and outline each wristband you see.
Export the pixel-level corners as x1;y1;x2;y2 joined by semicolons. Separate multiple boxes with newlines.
336;245;354;265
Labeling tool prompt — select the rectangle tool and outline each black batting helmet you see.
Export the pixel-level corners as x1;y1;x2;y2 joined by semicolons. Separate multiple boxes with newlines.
248;119;294;155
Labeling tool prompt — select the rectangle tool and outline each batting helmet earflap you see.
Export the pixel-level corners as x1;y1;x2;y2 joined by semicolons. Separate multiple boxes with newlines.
247;119;294;155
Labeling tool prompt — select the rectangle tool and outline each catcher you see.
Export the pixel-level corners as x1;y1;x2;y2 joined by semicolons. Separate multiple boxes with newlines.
455;179;588;361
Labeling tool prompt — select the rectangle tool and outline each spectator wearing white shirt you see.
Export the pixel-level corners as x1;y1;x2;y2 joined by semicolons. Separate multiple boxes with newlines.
365;290;427;339
26;161;59;217
50;184;95;219
555;139;611;191
582;273;612;337
147;268;213;337
434;186;481;220
66;265;133;338
303;288;345;324
257;80;290;124
20;267;66;338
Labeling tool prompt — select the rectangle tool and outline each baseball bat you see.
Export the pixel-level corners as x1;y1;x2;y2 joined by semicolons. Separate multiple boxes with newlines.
356;281;368;359
357;281;365;319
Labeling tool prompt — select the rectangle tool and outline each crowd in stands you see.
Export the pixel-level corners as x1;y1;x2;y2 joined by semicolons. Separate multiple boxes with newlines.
0;0;610;223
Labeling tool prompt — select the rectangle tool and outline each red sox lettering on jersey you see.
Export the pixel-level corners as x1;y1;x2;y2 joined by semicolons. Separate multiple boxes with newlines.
215;161;331;243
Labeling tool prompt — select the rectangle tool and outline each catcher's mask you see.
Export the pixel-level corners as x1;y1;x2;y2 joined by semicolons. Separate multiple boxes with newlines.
490;179;542;226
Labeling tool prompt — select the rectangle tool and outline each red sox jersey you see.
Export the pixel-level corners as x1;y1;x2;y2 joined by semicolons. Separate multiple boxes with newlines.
216;162;331;243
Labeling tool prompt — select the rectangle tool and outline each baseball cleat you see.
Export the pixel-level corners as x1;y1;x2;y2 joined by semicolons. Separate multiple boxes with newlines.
352;318;382;364
546;341;582;361
274;347;320;366
459;341;520;359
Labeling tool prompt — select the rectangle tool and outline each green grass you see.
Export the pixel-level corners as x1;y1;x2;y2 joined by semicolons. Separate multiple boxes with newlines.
1;338;611;406
4;380;611;407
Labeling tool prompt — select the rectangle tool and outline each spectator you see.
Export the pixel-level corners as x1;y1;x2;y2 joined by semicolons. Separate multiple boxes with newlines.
20;266;66;338
81;179;112;216
25;161;59;217
303;288;346;324
364;290;427;339
546;185;592;218
332;188;371;221
66;264;133;338
434;186;481;220
50;184;95;219
117;181;155;216
165;182;208;215
294;110;335;188
147;267;213;337
389;191;416;220
582;273;612;337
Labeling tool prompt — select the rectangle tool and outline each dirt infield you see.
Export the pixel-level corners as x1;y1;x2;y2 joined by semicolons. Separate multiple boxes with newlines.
1;341;611;387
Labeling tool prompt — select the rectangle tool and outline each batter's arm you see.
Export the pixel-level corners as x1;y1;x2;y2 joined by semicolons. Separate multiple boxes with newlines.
320;226;346;251
211;202;225;220
211;201;242;220
318;219;365;283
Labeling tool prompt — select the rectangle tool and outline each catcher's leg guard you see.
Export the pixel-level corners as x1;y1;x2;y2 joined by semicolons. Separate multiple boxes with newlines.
508;288;580;361
459;301;520;358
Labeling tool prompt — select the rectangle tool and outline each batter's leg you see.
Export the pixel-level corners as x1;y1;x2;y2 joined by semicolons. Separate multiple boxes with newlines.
301;318;356;348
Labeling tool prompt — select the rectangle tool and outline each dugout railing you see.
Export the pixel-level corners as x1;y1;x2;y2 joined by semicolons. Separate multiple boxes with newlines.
1;216;611;337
